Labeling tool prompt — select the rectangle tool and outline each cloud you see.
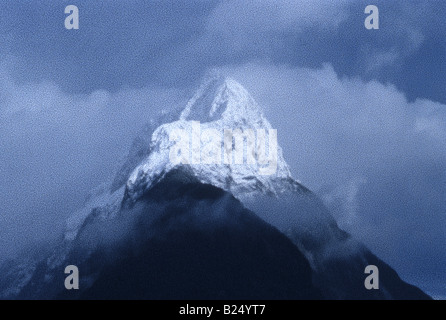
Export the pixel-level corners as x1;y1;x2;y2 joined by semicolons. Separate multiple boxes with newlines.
320;177;367;228
0;0;445;297
1;1;444;105
0;58;185;261
221;63;446;183
415;103;446;145
218;62;446;294
364;49;400;74
207;0;351;34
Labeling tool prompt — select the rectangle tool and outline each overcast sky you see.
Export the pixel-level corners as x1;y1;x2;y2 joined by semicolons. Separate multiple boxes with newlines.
0;0;445;298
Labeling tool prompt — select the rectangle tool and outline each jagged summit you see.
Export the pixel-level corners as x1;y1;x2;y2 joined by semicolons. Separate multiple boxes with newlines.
180;74;266;127
65;74;304;240
125;74;302;203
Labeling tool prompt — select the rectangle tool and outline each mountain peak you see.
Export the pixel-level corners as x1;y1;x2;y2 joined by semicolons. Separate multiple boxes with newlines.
124;74;301;203
180;74;263;125
65;74;303;239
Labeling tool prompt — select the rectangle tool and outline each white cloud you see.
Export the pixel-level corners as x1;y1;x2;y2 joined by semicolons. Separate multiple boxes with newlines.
218;61;446;292
219;63;446;187
415;100;446;146
0;59;185;261
365;49;400;73
320;177;367;228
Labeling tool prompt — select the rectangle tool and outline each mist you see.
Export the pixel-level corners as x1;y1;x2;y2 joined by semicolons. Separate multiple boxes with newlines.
0;59;186;262
222;63;446;296
0;0;445;298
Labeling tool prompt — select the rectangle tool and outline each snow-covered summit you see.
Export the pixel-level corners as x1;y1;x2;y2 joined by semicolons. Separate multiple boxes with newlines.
66;74;304;240
125;74;303;203
180;73;266;125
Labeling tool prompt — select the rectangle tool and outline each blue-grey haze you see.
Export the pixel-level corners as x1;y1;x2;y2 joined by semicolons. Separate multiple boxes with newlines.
0;0;444;298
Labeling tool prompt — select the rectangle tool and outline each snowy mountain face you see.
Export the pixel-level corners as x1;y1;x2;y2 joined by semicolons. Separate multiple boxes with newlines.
65;74;305;241
125;75;303;202
0;75;430;300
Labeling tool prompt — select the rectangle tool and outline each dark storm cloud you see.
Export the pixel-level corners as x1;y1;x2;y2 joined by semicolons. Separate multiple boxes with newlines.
0;0;444;298
1;1;445;104
0;0;219;92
